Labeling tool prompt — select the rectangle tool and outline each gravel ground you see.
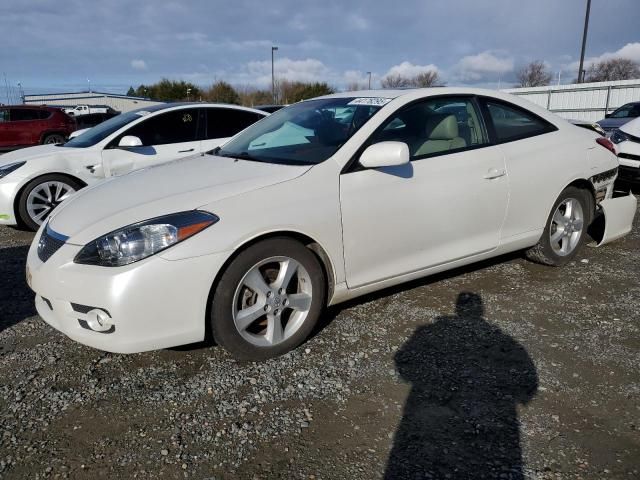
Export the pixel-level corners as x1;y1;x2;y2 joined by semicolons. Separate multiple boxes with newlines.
0;204;639;479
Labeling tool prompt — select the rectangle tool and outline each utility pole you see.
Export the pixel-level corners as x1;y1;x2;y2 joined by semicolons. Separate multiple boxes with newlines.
366;71;372;89
577;0;591;83
271;46;278;104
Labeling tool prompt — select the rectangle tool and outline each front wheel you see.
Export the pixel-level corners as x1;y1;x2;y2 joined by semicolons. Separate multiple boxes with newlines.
211;238;326;361
525;186;593;266
17;174;82;230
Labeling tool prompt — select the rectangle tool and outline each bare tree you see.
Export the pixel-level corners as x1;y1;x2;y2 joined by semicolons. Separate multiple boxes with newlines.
584;58;640;82
381;74;412;88
411;71;441;87
515;61;552;87
381;71;443;89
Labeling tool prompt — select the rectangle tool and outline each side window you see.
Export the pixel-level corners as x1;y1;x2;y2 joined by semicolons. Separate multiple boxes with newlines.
206;109;264;139
9;108;41;122
484;100;555;143
38;110;52;120
123;109;198;146
0;109;8;122
369;96;489;160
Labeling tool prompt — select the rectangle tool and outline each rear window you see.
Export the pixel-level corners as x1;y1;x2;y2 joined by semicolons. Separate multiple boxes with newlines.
484;100;556;142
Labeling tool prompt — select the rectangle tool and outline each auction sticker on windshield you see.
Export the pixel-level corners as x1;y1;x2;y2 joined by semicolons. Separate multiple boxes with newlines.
347;97;392;107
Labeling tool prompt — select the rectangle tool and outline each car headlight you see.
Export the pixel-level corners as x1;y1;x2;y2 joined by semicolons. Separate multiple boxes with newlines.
610;129;628;145
0;161;26;179
74;211;219;266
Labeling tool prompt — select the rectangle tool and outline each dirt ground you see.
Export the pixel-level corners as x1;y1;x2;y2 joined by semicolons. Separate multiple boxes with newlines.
0;203;639;479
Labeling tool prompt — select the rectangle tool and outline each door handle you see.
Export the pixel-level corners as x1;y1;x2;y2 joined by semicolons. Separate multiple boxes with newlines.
178;148;195;153
483;168;506;179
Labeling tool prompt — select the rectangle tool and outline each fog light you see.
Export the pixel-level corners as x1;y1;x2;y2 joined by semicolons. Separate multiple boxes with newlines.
86;309;113;332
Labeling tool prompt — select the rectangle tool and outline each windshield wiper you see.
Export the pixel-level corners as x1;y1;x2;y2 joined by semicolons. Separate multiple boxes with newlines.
215;149;264;162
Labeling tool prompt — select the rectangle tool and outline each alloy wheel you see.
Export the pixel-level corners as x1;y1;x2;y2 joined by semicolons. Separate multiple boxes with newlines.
549;197;584;256
232;256;313;347
26;181;76;226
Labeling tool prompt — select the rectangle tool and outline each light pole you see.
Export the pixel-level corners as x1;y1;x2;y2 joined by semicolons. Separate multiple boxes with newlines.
271;46;278;103
577;0;591;83
366;71;372;89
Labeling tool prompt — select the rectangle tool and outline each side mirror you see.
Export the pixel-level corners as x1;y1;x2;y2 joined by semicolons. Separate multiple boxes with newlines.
359;141;410;169
605;113;612;118
118;135;143;148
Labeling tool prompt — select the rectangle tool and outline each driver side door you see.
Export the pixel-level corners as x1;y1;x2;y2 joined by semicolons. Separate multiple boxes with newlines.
339;96;510;288
101;108;201;177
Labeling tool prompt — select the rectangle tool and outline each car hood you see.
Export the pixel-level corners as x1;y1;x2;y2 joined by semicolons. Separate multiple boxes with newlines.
597;118;627;130
0;144;86;168
49;154;312;244
620;117;640;137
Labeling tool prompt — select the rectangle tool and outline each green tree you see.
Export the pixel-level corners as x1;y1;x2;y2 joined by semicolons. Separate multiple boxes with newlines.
133;79;202;101
205;81;240;104
280;81;335;103
126;86;135;96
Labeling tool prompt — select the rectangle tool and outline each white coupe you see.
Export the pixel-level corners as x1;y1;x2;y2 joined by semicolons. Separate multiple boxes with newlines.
0;103;267;230
26;88;636;360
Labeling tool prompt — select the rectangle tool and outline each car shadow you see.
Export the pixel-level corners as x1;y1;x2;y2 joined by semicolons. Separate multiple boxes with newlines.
384;292;538;479
0;245;36;333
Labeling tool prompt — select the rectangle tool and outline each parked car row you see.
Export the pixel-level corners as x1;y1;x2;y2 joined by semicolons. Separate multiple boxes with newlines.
15;88;635;361
0;103;267;229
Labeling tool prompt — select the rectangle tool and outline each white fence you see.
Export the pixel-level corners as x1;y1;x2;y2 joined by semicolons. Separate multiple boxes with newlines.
503;79;640;122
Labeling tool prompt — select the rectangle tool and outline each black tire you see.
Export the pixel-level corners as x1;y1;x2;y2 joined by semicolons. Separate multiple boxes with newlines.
17;174;83;231
525;186;594;266
211;237;326;361
42;133;65;145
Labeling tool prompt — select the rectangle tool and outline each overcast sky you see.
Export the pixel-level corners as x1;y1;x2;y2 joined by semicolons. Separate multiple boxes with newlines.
1;0;639;96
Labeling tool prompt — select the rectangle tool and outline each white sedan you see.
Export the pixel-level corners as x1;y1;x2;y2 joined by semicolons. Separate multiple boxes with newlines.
0;103;267;230
611;116;640;184
26;88;636;360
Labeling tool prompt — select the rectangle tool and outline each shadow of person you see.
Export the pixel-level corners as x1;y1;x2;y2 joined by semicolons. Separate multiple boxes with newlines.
0;245;36;333
385;292;538;480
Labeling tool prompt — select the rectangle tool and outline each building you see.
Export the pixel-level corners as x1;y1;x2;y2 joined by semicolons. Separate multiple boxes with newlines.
23;91;164;113
503;79;640;122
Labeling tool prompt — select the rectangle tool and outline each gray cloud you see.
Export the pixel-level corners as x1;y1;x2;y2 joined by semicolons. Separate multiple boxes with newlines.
1;0;638;94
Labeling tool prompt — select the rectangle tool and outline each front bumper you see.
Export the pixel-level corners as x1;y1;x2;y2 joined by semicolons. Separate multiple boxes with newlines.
26;236;231;353
0;178;22;225
617;160;640;184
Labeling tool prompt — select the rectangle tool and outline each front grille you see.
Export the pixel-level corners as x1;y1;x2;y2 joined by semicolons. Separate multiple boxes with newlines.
37;225;68;263
619;152;640;162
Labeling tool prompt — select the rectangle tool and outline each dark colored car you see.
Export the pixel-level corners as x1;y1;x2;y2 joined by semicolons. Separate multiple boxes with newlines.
73;111;121;130
597;102;640;134
0;105;76;151
254;104;286;113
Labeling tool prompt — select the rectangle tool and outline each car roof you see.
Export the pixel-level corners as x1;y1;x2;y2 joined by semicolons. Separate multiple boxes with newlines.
315;87;515;101
0;104;60;110
129;102;268;116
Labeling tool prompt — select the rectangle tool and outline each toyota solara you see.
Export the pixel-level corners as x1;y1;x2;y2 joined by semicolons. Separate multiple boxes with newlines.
26;88;637;360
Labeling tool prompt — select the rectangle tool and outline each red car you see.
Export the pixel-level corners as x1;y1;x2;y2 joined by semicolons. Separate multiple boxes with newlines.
0;105;76;151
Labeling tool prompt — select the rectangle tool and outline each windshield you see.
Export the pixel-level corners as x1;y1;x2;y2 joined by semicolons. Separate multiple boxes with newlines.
215;97;385;165
64;110;149;148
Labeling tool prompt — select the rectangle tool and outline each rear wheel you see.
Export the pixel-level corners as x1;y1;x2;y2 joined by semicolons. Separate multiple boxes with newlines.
17;174;82;230
211;238;325;361
42;134;65;145
525;186;593;266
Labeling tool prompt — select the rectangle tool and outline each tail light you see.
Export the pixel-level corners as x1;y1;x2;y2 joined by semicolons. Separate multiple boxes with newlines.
596;137;616;155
